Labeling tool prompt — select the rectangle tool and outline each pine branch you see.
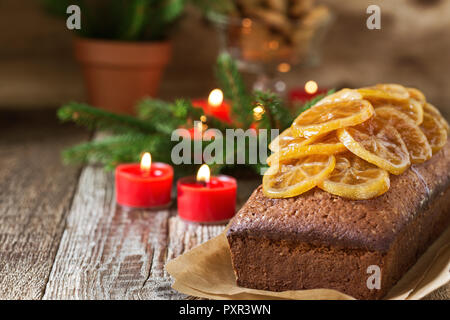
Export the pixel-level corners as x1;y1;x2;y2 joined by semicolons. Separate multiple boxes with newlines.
62;133;173;170
173;99;236;133
62;134;145;168
57;53;336;177
173;99;204;121
137;98;185;135
252;90;294;130
215;53;253;127
139;98;202;124
58;102;156;134
136;97;172;119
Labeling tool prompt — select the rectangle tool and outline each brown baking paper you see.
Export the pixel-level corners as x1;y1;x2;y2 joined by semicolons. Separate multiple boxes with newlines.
166;226;450;300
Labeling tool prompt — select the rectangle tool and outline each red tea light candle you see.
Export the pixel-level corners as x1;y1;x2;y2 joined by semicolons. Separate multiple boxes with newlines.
289;80;328;103
192;89;232;123
177;164;237;223
115;152;173;208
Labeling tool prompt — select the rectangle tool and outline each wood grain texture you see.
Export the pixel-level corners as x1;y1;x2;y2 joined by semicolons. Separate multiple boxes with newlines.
0;111;88;299
42;166;158;299
42;165;237;300
42;164;259;300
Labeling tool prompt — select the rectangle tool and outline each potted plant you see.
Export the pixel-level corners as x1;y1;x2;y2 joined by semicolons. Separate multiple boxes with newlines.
43;0;185;114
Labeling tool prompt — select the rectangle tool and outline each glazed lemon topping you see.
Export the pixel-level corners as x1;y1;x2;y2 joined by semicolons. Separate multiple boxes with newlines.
263;84;449;200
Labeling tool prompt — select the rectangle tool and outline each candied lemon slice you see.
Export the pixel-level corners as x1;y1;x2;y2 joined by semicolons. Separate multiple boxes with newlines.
358;84;410;105
360;84;423;124
318;152;390;200
407;87;426;103
337;117;410;175
377;99;424;125
292;100;374;138
267;132;346;166
263;155;335;198
314;88;363;106
268;127;326;153
375;83;410;97
375;107;432;164
423;103;450;132
420;112;448;154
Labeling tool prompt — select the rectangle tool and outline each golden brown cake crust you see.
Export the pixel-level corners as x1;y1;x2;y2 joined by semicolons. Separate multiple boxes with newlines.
227;140;450;299
229;140;450;252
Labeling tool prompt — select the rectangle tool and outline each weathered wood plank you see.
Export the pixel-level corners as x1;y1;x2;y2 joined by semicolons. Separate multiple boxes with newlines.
42;165;176;299
43;162;260;300
0;111;88;299
44;167;141;299
42;165;223;299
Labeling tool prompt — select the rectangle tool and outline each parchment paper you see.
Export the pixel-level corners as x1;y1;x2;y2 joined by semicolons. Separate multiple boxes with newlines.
166;226;450;300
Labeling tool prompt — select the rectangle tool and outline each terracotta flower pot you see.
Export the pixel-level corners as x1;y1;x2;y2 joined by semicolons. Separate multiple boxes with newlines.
74;37;172;114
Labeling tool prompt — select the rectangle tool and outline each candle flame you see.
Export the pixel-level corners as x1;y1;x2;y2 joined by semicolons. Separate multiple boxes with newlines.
208;89;223;108
140;152;151;173
196;164;210;183
305;80;318;94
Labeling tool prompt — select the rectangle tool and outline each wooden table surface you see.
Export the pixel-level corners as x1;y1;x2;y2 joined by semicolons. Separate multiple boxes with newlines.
0;111;448;300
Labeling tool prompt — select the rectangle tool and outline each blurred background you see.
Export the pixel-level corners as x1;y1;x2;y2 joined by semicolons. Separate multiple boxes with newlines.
1;0;450;302
1;0;449;116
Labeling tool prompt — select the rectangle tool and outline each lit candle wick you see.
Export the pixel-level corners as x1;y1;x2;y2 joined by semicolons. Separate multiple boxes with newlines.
305;80;318;94
196;164;211;185
208;89;223;108
140;152;151;175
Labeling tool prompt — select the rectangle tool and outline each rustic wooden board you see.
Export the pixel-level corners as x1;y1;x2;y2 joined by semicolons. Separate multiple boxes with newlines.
42;164;259;299
43;166;171;299
0;111;89;299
